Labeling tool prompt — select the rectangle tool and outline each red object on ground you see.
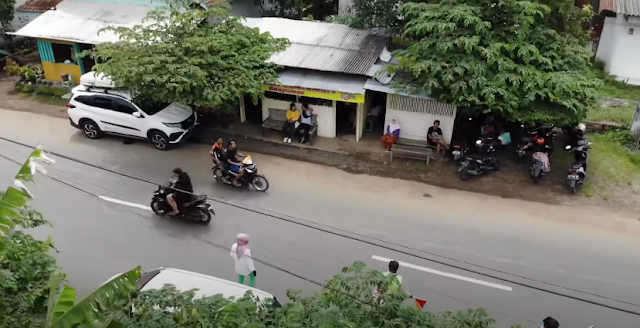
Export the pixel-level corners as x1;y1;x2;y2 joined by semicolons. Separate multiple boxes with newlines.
415;298;427;309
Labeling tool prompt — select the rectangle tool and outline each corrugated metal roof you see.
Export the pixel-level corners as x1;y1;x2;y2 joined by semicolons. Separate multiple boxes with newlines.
11;0;155;44
276;69;368;94
17;0;63;13
599;0;640;16
364;78;435;100
243;17;390;76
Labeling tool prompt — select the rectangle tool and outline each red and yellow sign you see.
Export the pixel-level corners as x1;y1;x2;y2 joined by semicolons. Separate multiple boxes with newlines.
264;84;365;104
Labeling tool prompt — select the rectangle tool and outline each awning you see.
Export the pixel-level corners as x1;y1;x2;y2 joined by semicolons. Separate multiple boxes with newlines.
276;69;368;94
10;0;157;44
265;69;368;103
364;78;435;101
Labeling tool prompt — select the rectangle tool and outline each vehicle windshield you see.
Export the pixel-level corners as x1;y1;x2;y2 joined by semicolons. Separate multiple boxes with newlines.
134;96;170;116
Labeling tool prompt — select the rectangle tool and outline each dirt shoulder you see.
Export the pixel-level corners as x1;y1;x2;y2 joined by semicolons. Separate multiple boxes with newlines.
2;76;638;216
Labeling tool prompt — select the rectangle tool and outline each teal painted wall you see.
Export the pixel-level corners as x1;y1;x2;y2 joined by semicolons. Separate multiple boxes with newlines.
37;40;55;62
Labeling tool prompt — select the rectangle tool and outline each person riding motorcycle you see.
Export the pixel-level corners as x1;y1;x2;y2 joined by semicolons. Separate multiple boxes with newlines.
167;167;193;216
222;140;247;186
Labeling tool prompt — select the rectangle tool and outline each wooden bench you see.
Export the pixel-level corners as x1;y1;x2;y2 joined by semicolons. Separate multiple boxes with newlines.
262;108;318;145
389;138;435;166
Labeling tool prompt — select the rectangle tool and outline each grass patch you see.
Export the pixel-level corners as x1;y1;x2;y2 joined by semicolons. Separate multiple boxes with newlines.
17;92;68;106
586;102;637;126
581;131;640;197
14;83;69;106
590;61;640;101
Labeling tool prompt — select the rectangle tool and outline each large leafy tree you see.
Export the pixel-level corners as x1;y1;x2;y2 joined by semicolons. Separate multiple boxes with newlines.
98;262;522;328
393;0;600;124
0;0;15;36
88;4;289;110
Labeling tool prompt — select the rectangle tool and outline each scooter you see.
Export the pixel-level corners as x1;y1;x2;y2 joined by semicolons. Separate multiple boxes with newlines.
458;139;500;181
565;141;592;194
530;146;552;183
516;124;538;162
150;181;214;224
212;155;270;192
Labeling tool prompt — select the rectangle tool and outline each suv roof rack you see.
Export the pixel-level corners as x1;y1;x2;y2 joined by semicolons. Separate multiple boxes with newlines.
77;86;129;100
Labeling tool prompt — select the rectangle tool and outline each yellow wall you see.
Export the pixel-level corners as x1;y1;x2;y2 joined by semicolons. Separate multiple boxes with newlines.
42;62;82;84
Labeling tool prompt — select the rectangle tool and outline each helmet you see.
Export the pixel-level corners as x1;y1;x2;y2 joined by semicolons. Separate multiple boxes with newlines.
536;138;545;146
577;123;586;133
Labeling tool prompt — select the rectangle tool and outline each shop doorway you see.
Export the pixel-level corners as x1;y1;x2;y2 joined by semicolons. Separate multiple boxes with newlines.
366;91;387;135
77;43;96;73
243;95;263;125
336;101;357;137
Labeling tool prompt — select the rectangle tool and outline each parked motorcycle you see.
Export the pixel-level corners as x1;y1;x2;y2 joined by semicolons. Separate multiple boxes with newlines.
212;155;270;192
565;141;592;194
516;124;538;162
458;139;500;181
530;143;553;183
451;143;468;163
150;181;214;223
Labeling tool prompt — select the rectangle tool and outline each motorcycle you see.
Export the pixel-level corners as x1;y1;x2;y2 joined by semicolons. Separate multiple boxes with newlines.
451;142;468;163
516;124;538;162
530;145;552;183
565;141;592;194
212;155;270;192
150;181;214;223
458;138;500;181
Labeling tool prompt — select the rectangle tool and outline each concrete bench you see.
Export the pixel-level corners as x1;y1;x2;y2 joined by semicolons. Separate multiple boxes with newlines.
262;108;318;145
389;138;435;166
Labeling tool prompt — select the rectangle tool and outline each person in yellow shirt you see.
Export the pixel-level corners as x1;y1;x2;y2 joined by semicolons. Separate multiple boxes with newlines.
283;103;300;144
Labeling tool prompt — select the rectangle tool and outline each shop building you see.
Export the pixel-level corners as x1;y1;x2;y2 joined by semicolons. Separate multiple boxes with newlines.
10;0;162;83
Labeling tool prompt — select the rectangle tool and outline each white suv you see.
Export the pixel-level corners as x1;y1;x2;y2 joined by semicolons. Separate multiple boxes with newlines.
67;72;198;150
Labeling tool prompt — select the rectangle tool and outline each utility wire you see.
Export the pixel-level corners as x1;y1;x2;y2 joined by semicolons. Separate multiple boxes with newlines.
0;150;536;324
1;136;639;317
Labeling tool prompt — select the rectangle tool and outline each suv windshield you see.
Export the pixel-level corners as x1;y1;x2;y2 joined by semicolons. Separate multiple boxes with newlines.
134;96;170;115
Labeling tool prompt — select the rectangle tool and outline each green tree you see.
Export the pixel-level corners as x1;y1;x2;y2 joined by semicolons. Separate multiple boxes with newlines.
393;0;601;124
345;0;403;31
99;262;522;328
88;4;289;111
0;205;60;328
0;0;15;37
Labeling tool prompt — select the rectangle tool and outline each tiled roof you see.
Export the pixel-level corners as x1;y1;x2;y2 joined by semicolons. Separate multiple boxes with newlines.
243;17;390;76
17;0;63;13
599;0;640;16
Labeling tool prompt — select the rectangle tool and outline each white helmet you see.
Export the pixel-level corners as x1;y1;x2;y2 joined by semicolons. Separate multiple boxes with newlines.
577;123;586;133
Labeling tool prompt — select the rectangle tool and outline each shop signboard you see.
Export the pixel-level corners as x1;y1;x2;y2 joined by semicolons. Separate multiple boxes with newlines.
264;84;365;104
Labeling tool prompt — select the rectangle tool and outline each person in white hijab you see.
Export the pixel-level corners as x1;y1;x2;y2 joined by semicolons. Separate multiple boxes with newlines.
381;118;401;150
230;233;256;287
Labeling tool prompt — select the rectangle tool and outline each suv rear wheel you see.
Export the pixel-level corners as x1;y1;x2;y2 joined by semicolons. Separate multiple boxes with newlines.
149;130;169;150
81;119;102;139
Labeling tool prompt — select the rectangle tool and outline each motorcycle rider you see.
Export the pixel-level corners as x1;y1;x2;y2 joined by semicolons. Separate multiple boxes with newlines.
223;140;247;186
540;316;559;328
167;167;193;216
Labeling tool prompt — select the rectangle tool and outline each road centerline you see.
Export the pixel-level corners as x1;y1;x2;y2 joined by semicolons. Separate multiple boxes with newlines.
99;196;152;211
371;255;513;292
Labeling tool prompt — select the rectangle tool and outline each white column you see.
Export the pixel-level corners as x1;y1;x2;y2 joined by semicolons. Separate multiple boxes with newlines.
332;100;337;138
239;96;246;123
356;103;363;142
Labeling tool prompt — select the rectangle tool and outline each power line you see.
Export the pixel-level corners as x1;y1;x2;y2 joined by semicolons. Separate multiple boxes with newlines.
1;136;639;317
0;150;537;324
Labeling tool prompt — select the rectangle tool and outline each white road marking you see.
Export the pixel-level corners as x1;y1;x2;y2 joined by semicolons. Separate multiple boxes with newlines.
371;255;512;292
99;196;152;211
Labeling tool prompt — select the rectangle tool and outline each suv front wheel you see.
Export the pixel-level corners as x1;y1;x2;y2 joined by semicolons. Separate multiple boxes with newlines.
81;119;102;139
149;130;170;150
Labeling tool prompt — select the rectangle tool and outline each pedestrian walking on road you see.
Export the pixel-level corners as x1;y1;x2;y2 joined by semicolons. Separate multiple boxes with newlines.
230;233;256;287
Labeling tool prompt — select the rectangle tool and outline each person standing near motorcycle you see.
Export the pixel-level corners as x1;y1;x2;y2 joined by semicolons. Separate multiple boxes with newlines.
167;167;193;216
230;233;256;287
223;140;246;186
210;137;224;165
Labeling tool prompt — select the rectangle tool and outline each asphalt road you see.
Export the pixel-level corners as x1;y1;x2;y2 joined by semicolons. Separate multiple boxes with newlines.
1;109;639;328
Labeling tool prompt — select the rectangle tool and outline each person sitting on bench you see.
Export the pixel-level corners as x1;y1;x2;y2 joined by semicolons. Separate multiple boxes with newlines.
283;103;300;144
428;120;449;157
381;118;401;150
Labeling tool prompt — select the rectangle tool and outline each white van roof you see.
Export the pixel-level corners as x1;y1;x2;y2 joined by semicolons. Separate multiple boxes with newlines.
80;71;115;89
142;268;274;301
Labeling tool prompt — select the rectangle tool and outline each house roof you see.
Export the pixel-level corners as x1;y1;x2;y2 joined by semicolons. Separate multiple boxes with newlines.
277;69;368;94
243;17;390;76
599;0;640;16
16;0;63;13
11;0;155;44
